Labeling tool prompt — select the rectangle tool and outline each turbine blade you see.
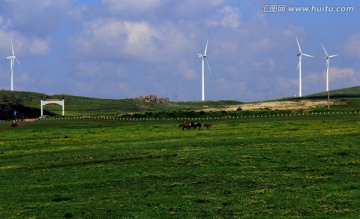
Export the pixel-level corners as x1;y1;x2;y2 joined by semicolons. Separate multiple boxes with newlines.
15;57;21;65
303;53;314;58
297;58;301;70
296;36;302;53
11;37;15;56
321;44;329;57
205;58;212;75
204;40;208;56
329;54;338;58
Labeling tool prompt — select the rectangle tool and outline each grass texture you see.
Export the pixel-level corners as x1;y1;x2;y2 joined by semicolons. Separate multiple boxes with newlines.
1;115;360;218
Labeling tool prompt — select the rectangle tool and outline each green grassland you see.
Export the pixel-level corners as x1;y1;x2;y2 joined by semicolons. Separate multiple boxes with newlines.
3;87;360;119
1;87;360;218
0;90;242;117
306;86;360;99
1;114;360;218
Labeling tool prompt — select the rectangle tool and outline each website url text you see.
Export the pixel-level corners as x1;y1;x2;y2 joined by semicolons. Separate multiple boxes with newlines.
262;5;355;13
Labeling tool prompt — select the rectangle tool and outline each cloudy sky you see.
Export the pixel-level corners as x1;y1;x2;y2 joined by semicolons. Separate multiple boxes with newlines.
0;0;359;102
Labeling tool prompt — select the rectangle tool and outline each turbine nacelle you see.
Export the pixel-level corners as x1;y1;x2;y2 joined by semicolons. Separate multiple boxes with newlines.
198;53;206;59
321;44;338;60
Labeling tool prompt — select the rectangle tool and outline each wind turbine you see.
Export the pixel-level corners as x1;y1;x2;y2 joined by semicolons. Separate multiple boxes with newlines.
296;36;313;97
321;44;338;109
321;44;338;92
198;40;212;101
6;37;20;91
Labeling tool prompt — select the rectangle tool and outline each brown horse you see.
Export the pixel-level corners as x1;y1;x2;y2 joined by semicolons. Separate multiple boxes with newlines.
204;123;212;130
179;120;191;130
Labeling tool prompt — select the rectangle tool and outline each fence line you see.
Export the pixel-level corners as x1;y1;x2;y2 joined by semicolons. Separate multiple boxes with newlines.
1;110;359;123
33;110;360;122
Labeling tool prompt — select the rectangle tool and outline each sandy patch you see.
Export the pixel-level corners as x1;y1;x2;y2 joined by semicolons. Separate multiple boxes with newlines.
238;100;335;111
203;100;344;112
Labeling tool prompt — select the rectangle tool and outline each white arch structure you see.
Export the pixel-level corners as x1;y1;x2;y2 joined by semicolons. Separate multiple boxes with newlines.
40;99;65;117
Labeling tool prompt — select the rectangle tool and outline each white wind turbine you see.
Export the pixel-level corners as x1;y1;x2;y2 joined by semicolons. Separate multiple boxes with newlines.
321;44;338;109
6;37;21;91
198;40;212;101
296;36;313;97
321;44;338;92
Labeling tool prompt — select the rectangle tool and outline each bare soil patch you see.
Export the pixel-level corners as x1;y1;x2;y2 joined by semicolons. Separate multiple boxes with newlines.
202;100;346;112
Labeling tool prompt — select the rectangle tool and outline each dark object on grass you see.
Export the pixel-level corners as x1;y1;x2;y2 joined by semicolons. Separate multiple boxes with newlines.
204;123;212;130
190;122;201;130
11;120;17;127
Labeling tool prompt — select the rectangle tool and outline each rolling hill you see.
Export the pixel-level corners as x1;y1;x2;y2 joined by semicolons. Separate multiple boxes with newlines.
304;86;360;99
0;90;242;119
1;86;360;119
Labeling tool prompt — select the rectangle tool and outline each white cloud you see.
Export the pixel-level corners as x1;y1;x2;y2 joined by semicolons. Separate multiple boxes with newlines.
0;16;11;29
276;76;295;90
253;59;276;71
75;62;101;79
281;25;305;38
74;60;127;80
328;67;355;80
343;33;360;59
30;38;50;55
0;1;358;101
17;72;35;85
102;0;163;13
207;6;241;29
246;38;271;54
3;0;76;36
176;0;225;13
72;19;192;62
0;31;49;56
123;21;157;58
300;68;358;94
177;60;197;80
115;82;129;91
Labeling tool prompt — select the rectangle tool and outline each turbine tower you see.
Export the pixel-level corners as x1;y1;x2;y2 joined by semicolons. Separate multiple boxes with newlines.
296;37;313;97
321;44;338;92
6;37;20;91
198;40;211;101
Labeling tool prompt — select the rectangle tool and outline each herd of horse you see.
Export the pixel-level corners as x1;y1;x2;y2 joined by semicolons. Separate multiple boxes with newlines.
179;120;212;130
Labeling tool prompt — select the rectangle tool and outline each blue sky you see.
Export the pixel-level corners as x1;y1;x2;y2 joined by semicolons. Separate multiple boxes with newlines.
0;0;359;101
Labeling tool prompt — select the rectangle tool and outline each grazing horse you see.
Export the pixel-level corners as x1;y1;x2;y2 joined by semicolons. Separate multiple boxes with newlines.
179;120;191;130
204;123;212;130
190;122;201;130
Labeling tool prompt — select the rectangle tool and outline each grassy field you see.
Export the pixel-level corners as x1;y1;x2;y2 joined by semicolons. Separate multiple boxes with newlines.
2;87;360;120
0;90;243;117
1;114;360;218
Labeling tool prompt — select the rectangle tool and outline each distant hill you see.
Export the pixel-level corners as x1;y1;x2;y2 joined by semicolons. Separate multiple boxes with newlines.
304;86;360;99
1;86;360;119
0;90;242;118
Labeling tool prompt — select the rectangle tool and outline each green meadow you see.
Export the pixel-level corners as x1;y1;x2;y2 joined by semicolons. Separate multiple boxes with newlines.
1;114;360;218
